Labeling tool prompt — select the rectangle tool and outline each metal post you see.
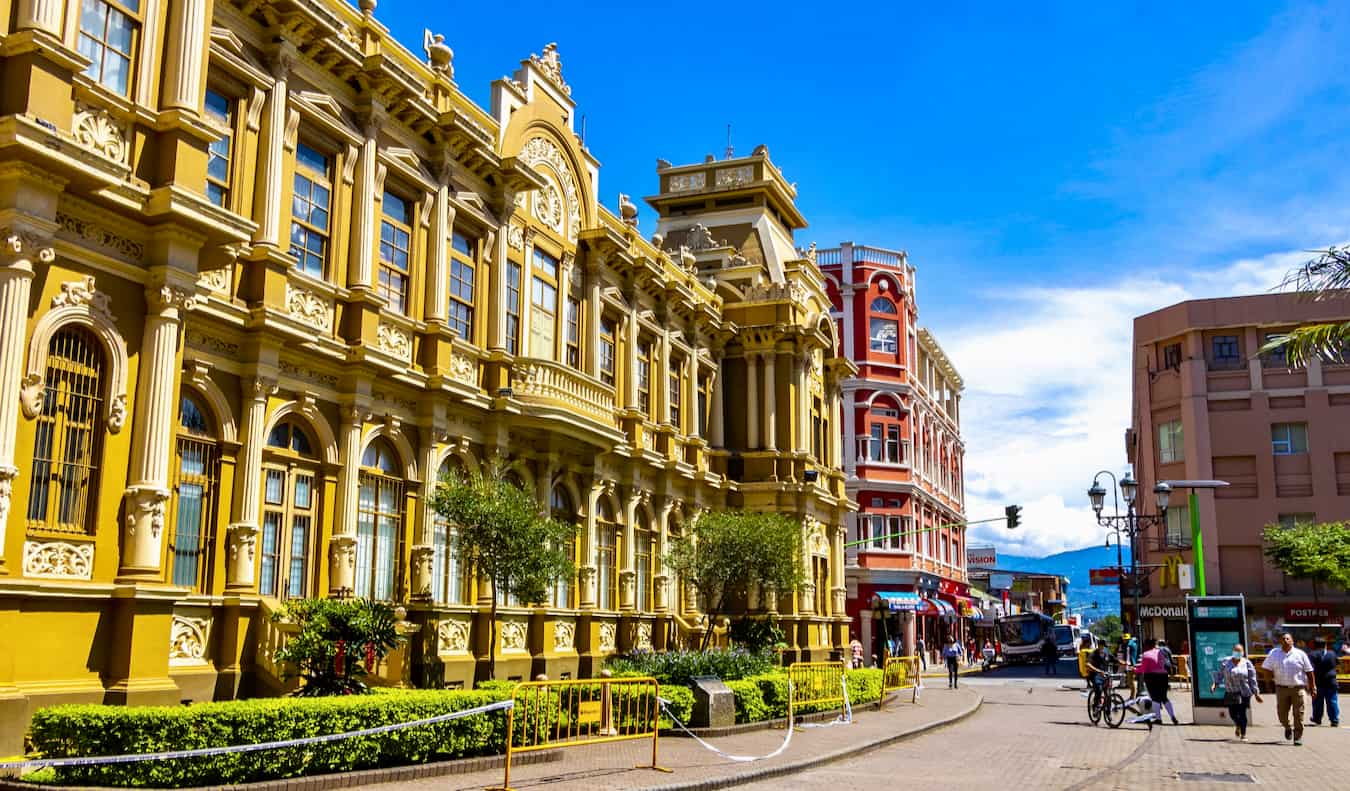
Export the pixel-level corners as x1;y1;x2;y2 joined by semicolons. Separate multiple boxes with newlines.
1188;490;1206;596
1129;507;1141;640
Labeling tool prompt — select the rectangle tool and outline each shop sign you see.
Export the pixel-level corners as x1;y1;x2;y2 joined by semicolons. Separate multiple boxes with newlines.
966;546;997;567
989;573;1014;590
1140;604;1186;619
1284;603;1335;623
1089;567;1121;586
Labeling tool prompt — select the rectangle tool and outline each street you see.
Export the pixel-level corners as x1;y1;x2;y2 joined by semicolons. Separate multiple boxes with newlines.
744;658;1349;790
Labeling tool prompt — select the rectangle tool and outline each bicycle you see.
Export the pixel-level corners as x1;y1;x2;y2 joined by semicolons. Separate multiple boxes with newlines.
1102;675;1160;730
1085;671;1117;726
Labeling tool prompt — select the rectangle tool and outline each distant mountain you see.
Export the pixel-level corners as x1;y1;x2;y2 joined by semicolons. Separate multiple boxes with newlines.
983;545;1131;620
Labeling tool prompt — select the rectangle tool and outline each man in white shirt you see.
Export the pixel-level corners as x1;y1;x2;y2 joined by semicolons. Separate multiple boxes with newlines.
1262;632;1316;744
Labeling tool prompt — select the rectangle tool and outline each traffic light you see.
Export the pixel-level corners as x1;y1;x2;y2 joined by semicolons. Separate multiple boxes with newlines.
1005;504;1022;529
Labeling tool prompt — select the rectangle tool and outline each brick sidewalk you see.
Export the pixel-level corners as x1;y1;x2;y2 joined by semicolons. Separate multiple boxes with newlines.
354;686;981;791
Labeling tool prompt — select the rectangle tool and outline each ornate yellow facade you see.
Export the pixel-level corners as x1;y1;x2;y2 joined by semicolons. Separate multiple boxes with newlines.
0;0;853;752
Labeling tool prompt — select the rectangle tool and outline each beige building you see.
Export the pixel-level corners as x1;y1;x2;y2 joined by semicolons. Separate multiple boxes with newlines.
0;0;854;752
1130;293;1350;651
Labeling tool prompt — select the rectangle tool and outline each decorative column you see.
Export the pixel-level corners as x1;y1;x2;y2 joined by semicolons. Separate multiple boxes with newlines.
710;355;724;447
618;490;638;611
795;352;810;453
14;0;64;34
330;405;364;595
656;332;670;426
487;205;511;352
762;351;777;451
624;312;640;411
744;353;759;449
348;122;380;288
251;50;292;247
410;428;439;598
584;260;604;377
0;231;51;573
653;499;672;612
425;185;454;324
843;389;856;476
685;351;699;439
159;0;209;112
226;376;274;590
121;280;199;578
579;480;602;608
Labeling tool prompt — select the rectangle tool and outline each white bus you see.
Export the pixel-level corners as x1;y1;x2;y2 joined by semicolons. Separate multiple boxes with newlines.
996;613;1057;663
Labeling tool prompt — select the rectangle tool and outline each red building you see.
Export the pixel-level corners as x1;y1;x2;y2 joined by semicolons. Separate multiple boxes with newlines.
819;243;969;665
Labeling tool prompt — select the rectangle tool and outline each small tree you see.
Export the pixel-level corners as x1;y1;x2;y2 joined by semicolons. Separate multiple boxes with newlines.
1089;614;1123;648
665;510;805;651
273;598;402;696
430;464;577;678
1262;520;1350;602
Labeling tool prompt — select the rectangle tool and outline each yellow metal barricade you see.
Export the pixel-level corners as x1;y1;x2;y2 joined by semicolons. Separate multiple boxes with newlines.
1170;655;1191;688
882;655;921;704
787;661;848;720
489;676;671;791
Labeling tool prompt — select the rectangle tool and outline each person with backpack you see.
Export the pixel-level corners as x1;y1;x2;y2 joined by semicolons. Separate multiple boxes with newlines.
1309;638;1341;727
1159;639;1177;677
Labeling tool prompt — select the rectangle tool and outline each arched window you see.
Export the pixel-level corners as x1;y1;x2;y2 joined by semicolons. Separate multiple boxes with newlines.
357;438;403;600
260;419;319;599
634;509;654;613
549;486;576;608
596;497;618;610
432;456;467;604
869;296;899;355
171;393;218;588
27;326;105;534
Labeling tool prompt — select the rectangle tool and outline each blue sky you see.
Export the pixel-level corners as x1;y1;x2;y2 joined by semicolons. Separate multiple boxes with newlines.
376;1;1350;555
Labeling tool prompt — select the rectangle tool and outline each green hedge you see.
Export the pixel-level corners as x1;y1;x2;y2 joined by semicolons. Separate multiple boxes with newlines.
605;648;778;687
725;669;885;724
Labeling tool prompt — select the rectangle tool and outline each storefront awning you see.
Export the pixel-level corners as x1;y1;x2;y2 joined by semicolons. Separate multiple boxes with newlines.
877;591;922;611
918;598;958;618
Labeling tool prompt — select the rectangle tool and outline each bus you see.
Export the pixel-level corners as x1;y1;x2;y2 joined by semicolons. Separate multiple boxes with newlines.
996;613;1056;663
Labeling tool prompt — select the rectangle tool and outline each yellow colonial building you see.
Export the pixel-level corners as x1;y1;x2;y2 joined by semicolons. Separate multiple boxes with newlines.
0;0;853;751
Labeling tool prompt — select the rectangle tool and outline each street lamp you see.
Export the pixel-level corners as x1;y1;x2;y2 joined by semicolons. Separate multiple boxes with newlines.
1087;470;1168;639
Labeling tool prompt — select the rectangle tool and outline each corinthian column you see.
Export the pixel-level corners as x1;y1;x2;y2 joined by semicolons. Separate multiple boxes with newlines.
251;50;292;247
330;405;364;595
0;231;51;573
225;375;274;590
159;0;210;112
121;282;199;578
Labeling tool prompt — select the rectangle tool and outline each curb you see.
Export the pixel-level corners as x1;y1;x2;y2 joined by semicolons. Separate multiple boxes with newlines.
642;692;985;791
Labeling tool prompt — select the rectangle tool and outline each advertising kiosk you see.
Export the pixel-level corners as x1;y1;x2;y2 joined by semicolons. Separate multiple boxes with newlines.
1186;595;1248;726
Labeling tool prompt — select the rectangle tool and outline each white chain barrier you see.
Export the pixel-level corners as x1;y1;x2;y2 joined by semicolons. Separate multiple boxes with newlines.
0;698;515;771
795;672;853;729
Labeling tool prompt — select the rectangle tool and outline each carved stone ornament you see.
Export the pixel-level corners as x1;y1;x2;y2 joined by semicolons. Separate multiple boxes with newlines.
126;488;170;539
52;276;114;323
683;223;719;252
636;621;653;651
422;29;454;77
227;523;257;563
2;229;55;265
668;172;705;192
599;622;617;653
715;165;754;187
151;284;200;315
285;283;333;331
375;322;413;362
507;222;525;251
331;537;358;570
23;540;94;580
534;181;563;233
169;615;211;662
529;43;570;95
55;212;143;261
500;620;527;653
72;101;129;163
107;394;127;434
449;351;477;386
19;373;44;420
197;267;230;293
518;137;581;241
553;620;575;652
438;619;470;653
0;466;15;529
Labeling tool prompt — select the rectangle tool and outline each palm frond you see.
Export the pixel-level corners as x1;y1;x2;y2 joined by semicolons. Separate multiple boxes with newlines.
1259;321;1350;368
1278;246;1350;300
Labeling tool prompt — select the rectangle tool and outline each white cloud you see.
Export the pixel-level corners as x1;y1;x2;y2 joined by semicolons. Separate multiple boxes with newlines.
944;248;1328;558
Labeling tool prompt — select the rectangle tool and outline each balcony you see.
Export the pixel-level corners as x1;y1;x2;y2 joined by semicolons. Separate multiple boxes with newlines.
852;245;906;268
510;360;618;430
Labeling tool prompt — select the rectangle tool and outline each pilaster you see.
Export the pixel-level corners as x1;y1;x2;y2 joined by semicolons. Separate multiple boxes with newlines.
330;403;365;595
763;351;777;451
745;354;759;449
225;375;275;591
159;0;211;112
251;47;294;247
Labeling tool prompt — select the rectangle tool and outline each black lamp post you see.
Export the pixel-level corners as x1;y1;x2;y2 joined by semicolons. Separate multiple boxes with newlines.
1088;470;1170;639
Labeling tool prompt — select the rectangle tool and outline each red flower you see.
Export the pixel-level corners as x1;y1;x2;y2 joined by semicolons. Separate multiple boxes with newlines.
365;642;376;672
335;639;346;676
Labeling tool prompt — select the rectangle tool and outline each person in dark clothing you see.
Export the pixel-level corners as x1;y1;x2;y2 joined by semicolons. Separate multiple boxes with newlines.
1041;635;1059;675
1309;638;1341;727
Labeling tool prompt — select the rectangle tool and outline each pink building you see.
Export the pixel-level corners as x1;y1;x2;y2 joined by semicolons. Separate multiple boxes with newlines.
1130;294;1350;652
818;243;969;664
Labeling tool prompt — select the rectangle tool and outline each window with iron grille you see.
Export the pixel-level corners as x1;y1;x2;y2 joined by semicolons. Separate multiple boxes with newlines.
597;520;618;610
1163;505;1191;548
290;143;332;279
635;515;654;612
78;0;141;96
260;421;318;599
27;327;104;535
171;394;218;589
357;440;403;600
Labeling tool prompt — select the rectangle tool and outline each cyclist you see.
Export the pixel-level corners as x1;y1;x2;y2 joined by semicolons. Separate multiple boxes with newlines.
1086;643;1112;695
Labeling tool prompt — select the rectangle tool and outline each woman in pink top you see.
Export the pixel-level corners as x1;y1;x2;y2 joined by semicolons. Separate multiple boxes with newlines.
1135;638;1179;724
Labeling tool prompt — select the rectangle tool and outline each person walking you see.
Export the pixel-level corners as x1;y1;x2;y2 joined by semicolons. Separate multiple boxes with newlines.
1308;638;1341;727
1135;638;1179;725
1041;635;1059;676
917;636;927;670
1212;643;1261;741
943;637;962;688
1262;631;1316;745
849;633;864;669
982;639;996;670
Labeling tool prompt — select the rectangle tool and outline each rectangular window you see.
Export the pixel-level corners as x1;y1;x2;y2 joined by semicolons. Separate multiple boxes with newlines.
259;469;285;597
1162;343;1182;371
1164;505;1190;548
1211;335;1241;368
812;397;823;461
203;90;233;208
635;527;653;612
1158;419;1183;464
886;425;901;463
599;318;617;386
530;248;559;358
1263;333;1289;368
505;262;522;355
669;357;683;428
357;473;402;600
432;522;465;604
564;296;581;368
378;191;412;314
597;525;618;610
870;317;898;353
637;341;652;417
447;231;476;339
78;0;140;96
289;143;331;279
1277;513;1315;529
869;514;886;549
868;423;883;461
1271;422;1308;455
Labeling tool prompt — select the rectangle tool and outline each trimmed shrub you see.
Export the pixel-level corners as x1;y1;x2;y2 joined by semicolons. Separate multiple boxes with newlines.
725;678;771;723
658;684;695;727
725;669;886;723
605;648;777;687
28;688;523;788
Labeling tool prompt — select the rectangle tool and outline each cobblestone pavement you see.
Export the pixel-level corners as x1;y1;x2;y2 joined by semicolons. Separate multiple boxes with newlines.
356;684;979;791
742;676;1350;791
